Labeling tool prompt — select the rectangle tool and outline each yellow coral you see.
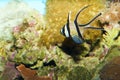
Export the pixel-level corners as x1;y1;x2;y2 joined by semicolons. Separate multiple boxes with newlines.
0;41;8;58
102;27;120;48
40;0;105;47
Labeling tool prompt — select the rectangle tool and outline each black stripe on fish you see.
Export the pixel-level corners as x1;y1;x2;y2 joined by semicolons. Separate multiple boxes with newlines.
62;25;66;36
66;21;71;37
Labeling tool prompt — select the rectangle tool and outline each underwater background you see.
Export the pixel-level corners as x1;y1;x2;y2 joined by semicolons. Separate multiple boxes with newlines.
0;0;120;80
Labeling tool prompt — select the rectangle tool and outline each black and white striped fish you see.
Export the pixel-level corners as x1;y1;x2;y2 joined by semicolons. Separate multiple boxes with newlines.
60;5;105;44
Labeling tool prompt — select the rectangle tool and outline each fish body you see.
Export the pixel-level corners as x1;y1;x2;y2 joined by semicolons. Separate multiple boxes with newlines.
61;22;84;44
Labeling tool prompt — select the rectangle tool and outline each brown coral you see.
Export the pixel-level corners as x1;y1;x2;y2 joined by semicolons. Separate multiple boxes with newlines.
16;64;52;80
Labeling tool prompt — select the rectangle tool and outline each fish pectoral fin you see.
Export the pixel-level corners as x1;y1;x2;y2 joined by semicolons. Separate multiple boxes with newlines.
72;35;84;44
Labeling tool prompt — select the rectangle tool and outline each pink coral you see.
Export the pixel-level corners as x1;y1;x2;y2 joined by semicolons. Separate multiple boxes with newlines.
99;2;120;28
28;20;36;27
13;25;21;33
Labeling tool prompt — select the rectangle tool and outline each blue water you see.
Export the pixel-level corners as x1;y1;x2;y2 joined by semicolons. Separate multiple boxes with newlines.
0;0;46;15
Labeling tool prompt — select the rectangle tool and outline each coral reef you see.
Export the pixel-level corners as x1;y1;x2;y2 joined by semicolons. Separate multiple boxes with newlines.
0;0;120;80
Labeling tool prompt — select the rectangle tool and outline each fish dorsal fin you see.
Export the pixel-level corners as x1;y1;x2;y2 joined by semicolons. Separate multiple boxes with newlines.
66;11;71;37
74;5;89;41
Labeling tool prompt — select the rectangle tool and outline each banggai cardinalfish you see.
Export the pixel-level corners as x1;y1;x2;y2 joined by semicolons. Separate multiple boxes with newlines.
60;5;105;44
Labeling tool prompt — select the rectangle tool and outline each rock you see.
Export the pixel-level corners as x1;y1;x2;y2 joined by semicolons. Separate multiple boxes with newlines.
100;56;120;80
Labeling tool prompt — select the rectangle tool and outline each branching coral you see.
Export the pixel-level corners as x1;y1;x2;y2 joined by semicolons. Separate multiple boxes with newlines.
102;28;120;48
